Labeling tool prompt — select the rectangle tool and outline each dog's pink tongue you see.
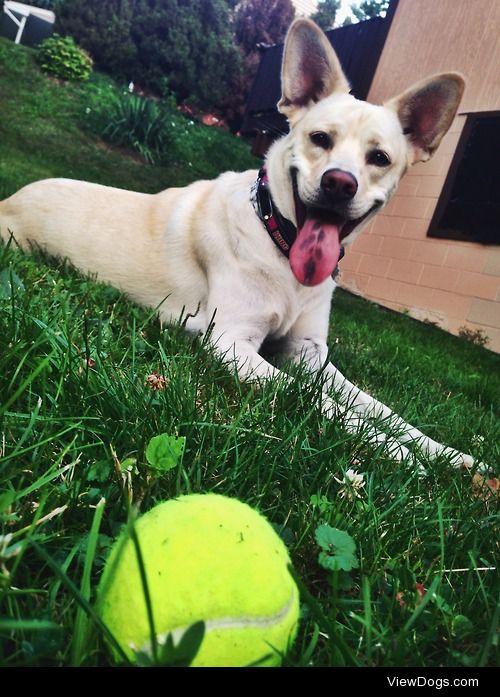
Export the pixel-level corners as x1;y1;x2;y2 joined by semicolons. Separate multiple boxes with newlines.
289;218;341;286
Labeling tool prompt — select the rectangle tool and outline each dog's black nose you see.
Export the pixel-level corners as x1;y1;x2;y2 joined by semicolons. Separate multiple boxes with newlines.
321;169;358;201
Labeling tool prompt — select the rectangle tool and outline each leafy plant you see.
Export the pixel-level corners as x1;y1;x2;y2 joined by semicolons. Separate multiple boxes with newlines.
55;0;242;111
315;525;359;572
37;34;93;81
97;93;173;164
309;493;333;517
145;433;186;473
89;90;257;173
134;621;205;667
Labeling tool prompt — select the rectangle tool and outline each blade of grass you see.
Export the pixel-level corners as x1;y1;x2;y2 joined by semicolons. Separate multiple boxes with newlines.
71;497;106;666
29;539;130;665
0;618;59;631
401;575;442;634
127;513;159;664
0;352;53;417
478;591;499;667
361;575;372;663
437;500;445;572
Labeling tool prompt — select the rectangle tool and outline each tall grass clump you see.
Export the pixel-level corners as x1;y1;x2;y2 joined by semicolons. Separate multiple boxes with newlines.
86;87;258;177
95;93;173;165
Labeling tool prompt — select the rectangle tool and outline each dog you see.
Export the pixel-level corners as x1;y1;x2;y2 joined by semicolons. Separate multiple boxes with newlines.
0;19;477;468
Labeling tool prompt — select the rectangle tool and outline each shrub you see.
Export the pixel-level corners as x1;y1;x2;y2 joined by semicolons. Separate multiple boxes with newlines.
55;0;242;112
38;34;93;81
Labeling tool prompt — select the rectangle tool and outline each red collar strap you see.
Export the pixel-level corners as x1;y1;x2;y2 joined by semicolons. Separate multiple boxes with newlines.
251;167;344;278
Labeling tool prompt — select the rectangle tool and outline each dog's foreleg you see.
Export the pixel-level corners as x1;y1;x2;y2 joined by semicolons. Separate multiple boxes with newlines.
211;329;412;459
212;331;413;461
321;394;413;461
210;330;288;383
325;365;474;468
279;335;414;461
284;335;475;468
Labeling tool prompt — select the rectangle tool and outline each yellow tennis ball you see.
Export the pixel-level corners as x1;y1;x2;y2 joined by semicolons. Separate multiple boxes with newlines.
97;493;300;667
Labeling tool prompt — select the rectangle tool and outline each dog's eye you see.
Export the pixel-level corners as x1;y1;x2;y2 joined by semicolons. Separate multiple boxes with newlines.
310;132;332;149
368;149;391;167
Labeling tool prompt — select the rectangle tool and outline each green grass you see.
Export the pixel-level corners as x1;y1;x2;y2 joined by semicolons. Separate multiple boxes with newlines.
0;38;257;199
0;38;499;668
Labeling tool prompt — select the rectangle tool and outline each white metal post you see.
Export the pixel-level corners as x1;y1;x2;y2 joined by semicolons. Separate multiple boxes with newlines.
4;5;27;44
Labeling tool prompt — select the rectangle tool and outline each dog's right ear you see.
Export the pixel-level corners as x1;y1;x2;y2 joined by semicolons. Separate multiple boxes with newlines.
278;19;350;124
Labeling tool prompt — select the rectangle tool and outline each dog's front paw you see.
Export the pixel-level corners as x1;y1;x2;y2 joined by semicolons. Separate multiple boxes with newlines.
449;450;475;469
443;448;493;475
472;460;493;476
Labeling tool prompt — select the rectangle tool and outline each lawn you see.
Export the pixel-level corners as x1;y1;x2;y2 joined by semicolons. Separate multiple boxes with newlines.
0;38;499;668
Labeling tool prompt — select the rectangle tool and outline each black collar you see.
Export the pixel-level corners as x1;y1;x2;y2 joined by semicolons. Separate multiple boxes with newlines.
251;167;297;257
251;167;344;278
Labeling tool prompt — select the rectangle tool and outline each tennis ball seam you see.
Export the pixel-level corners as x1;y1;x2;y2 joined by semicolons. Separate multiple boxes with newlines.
139;587;298;653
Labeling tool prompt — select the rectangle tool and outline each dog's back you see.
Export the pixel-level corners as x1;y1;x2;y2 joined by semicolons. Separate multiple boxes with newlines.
0;171;267;328
1;177;166;258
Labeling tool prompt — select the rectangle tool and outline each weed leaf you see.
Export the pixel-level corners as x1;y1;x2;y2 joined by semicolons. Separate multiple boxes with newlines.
0;268;24;297
315;525;359;572
145;433;185;472
168;620;205;666
133;622;205;667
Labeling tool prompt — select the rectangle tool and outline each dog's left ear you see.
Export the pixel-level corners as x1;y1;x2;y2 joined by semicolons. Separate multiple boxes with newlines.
278;19;350;124
386;73;465;164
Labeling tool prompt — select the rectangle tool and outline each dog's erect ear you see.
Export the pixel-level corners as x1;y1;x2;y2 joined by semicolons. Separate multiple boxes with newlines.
386;73;465;164
278;19;350;123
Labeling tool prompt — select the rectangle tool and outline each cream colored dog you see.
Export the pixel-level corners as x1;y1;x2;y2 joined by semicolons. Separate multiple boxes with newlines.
0;19;475;468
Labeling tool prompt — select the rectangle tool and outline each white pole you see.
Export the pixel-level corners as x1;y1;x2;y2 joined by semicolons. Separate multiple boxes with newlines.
14;15;27;44
4;5;27;44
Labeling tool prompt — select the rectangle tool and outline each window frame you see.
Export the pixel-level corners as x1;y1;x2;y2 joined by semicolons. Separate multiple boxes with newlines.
427;110;500;244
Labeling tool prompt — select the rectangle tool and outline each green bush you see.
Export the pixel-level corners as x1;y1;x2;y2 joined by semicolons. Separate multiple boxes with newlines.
55;0;242;111
37;34;93;81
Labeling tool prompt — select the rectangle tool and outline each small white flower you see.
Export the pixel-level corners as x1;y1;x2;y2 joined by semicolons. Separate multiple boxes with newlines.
345;468;365;488
128;81;134;93
334;468;366;500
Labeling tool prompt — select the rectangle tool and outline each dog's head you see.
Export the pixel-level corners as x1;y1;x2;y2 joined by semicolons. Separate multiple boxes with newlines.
271;19;464;287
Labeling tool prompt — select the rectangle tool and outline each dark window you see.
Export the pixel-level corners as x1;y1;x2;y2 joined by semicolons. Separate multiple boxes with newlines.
428;112;500;245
